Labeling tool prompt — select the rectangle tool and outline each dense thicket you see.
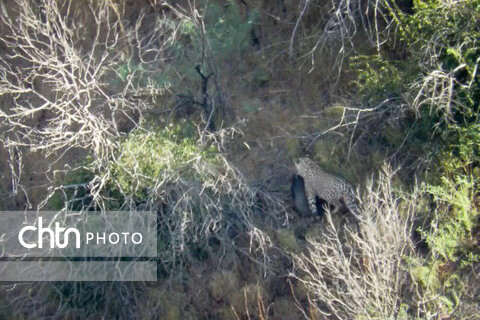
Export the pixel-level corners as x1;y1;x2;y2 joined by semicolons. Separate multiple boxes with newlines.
0;0;478;319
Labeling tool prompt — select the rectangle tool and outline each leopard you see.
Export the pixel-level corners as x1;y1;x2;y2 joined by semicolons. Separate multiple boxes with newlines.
291;174;329;217
294;157;361;220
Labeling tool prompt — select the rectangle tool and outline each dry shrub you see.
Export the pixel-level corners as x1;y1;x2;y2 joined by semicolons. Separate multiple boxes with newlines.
230;283;268;320
209;270;240;302
0;0;179;206
290;0;400;82
0;2;286;318
89;123;285;273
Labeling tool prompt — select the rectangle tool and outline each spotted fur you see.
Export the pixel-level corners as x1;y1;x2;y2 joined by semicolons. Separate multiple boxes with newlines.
294;157;361;219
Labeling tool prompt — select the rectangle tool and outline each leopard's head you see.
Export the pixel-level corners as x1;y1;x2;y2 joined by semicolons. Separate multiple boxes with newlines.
294;157;315;176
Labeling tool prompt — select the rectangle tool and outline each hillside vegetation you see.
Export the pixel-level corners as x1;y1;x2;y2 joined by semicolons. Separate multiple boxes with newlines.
0;0;479;319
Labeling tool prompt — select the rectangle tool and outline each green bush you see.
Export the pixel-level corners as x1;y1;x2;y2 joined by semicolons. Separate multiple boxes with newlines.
203;0;255;58
408;0;479;120
420;175;478;262
421;124;480;264
350;55;416;102
347;2;480;316
442;124;480;175
110;120;220;199
275;228;300;252
170;0;256;81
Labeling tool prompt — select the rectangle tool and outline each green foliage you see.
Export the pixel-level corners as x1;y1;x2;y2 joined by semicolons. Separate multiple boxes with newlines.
407;256;467;316
111;60;173;92
422;123;480;263
110;120;220;199
420;175;478;261
412;124;479;315
179;19;195;35
275;228;300;252
203;1;255;57
407;0;480;49
407;0;480;120
170;0;255;80
350;55;416;102
352;0;480;119
348;3;480;316
442;123;480;174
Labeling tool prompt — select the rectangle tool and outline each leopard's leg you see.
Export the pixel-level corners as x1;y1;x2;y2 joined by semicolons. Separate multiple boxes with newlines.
330;200;342;214
304;184;317;215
